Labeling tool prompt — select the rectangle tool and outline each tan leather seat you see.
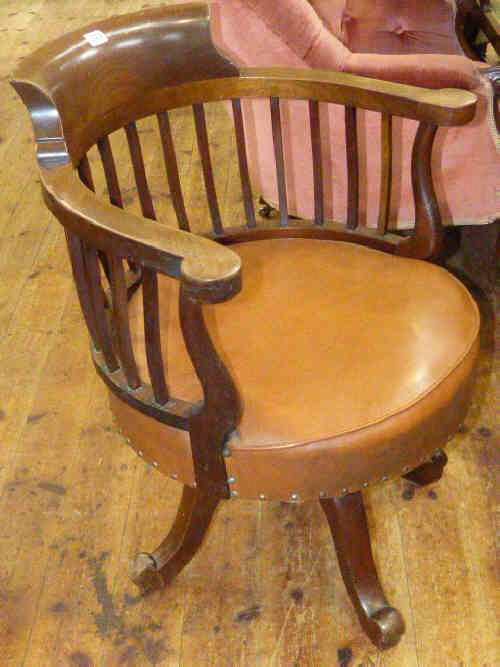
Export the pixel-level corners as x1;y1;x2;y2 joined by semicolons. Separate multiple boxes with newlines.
110;238;479;500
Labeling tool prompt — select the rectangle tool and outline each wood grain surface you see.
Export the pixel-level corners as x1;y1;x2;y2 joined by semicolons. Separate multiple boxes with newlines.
1;1;498;665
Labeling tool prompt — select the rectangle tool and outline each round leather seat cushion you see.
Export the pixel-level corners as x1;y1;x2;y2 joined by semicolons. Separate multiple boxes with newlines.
116;238;479;500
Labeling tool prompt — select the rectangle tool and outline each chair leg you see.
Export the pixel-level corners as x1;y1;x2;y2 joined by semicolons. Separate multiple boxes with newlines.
320;492;405;649
403;450;448;487
129;484;219;594
258;195;278;219
459;221;499;295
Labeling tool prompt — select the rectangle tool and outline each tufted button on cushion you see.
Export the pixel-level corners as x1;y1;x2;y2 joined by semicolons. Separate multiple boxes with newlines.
111;238;479;500
392;22;407;37
341;0;464;55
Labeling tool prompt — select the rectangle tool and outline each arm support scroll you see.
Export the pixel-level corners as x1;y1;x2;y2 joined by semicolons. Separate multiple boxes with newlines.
180;286;242;497
396;122;444;261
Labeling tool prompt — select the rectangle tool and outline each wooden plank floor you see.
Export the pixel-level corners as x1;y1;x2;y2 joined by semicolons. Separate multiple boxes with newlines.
0;1;498;665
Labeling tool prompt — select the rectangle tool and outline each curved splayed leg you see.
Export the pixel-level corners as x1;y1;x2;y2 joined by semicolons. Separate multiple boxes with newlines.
129;484;219;594
403;449;448;487
320;491;405;649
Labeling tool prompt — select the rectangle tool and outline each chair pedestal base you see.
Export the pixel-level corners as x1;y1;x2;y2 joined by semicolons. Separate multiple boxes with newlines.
130;451;449;647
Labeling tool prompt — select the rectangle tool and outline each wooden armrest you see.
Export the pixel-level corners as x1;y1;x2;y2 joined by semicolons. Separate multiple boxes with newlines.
240;67;477;126
41;163;241;304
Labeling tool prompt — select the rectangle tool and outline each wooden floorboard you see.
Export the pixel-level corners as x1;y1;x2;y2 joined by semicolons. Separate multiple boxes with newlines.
0;1;498;665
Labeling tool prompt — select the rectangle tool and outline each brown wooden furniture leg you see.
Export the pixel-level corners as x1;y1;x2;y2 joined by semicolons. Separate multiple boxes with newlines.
460;220;499;295
258;196;278;219
320;492;405;649
129;484;219;594
403;450;448;487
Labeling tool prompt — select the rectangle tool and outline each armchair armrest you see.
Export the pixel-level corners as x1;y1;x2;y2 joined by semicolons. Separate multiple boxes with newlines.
304;23;482;91
41;163;241;304
340;52;481;91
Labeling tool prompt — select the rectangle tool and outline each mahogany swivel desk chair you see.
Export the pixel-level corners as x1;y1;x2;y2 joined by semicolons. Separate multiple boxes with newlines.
12;3;480;650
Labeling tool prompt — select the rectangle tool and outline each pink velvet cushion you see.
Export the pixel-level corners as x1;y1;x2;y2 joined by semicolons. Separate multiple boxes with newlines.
213;0;479;90
342;0;463;55
307;0;347;40
211;0;498;229
231;0;341;64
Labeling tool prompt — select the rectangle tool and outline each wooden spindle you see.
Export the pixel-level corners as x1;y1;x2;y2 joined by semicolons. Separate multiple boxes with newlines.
157;111;190;231
109;254;141;389
270;97;288;227
125;121;156;220
77;154;95;191
97;251;112;285
97;135;123;208
377;113;392;234
84;246;119;372
142;267;169;405
309;100;324;226
231;98;256;228
345;106;359;230
77;153;111;280
192;103;223;235
65;230;99;347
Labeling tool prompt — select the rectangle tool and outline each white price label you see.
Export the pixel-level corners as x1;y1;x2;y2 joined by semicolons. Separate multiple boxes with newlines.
83;30;108;47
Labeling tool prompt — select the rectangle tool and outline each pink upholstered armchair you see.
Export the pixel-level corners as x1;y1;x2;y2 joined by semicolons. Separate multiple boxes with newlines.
209;0;499;288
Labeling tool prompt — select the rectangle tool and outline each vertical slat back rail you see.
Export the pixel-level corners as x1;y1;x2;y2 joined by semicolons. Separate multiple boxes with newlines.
231;98;256;228
309;100;324;226
142;267;169;405
65;230;99;348
345;106;359;230
125;121;156;220
157;111;190;231
109;254;141;389
377;113;392;234
270;96;289;227
78;153;112;282
84;246;119;372
192;103;223;235
97;135;124;208
97;136;139;274
77;154;95;192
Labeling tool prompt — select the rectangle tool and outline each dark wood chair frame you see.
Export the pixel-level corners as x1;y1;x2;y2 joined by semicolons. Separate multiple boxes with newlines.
456;0;500;287
455;0;500;61
12;3;478;650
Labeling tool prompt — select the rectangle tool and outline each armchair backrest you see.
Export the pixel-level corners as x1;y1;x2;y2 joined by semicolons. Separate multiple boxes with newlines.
341;0;464;55
306;0;464;56
212;0;478;89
